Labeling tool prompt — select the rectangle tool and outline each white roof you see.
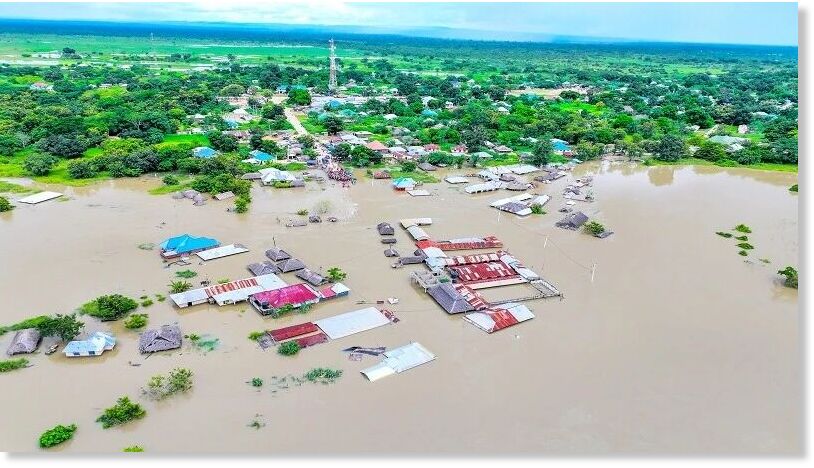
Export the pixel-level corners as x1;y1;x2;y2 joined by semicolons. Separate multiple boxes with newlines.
488;166;513;175
531;195;551;206
407;189;431;197
445;176;469;184
170;273;286;307
400;218;432;228
406;225;430;241
18;191;62;204
463;303;535;334
314;307;392;340
490;193;533;208
465;182;503;194
195;244;249;261
477;170;499;180
511;164;540;175
421;247;447;258
361;342;436;382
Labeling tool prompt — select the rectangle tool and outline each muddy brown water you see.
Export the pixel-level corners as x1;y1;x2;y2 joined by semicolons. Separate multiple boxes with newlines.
0;162;800;454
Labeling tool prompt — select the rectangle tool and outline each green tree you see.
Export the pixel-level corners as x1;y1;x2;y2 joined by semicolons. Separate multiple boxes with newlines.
777;266;798;289
39;424;77;449
278;341;301;356
654;134;686;162
219;84;245;96
81;294;138;321
96;397;146;429
695;141;727;161
401;161;417;172
287;88;312;106
261;104;284;119
323;115;344;135
39;314;84;341
527;141;552;166
169;280;193;293
0;196;12;212
67;160;97;179
326;267;347;282
331;143;352;162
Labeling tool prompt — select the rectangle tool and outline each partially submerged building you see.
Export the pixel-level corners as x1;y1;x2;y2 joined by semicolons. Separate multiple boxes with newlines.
426;283;476;314
139;325;182;354
265;248;291;262
249;283;321;316
6;329;41;356
463;303;535;334
361;342;436;382
556;211;589;230
64;332;116;357
296;268;326;286
377;222;395;236
247;261;281;276
277;258;306;273
170;273;287;308
159;234;219;259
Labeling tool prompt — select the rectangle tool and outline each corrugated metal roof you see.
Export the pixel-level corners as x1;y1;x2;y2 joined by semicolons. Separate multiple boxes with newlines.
313;307;392;340
361;342;436;382
18;191;62;204
196;243;249;261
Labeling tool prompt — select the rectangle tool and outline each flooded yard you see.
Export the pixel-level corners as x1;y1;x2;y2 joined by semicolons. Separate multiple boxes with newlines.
0;162;800;454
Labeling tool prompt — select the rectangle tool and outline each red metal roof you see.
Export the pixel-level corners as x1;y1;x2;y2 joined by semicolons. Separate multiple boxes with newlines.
268;322;318;342
449;261;517;283
205;277;259;298
416;236;503;251
485;308;520;331
252;283;318;308
295;332;329;348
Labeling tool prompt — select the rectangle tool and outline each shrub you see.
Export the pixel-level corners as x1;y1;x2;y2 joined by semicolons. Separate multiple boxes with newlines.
584;221;606;236
144;368;193;400
0;196;12;212
304;368;343;383
155;294;166;302
296;208;309;216
67;159;97;179
248;331;265;341
278;341;301;356
24;152;59;176
140;299;153;307
251;377;263;387
169;280;192;293
734;224;752;233
234;196;249;213
39;424;77;448
326;267;347;282
96;397;146;428
162;174;179;186
123;445;144;452
738;250;748;256
217;278;230;284
81;294;138;321
736;242;754;250
0;358;29;373
715;159;738;167
789;184;798;192
175;269;197;279
123;313;148;329
715;231;733;238
734;235;748;241
778;266;798;289
530;203;546;215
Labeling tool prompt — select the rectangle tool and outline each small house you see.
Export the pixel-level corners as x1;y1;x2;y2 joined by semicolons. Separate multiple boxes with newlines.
265;247;291;262
365;141;388;152
296;268;327;286
277;258;306;273
6;329;41;356
247;261;281;276
392;177;417;191
249;284;320;316
556;211;589;230
377;222;395;235
427;283;476;314
64;332;116;357
417;162;437;172
494;145;512;154
139;325;182;354
451;144;468;154
160;234;219;259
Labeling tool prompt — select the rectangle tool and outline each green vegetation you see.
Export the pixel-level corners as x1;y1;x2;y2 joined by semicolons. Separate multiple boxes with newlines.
734;235;748;241
715;231;733;238
144;368;193;400
250;377;264;387
278;341;301;356
0;195;12;212
736;242;754;250
734;224;752;234
123;313;148;329
738;250;749;256
304;368;343;383
778;266;798;289
326;267;347;282
583;221;606;236
169;280;193;293
175;269;198;279
96;397;146;429
0;313;84;341
155;293;166;302
39;424;77;449
123;446;145;452
789;184;798;192
0;358;29;373
296;208;309;216
140;299;153;307
248;331;265;341
80;294;138;321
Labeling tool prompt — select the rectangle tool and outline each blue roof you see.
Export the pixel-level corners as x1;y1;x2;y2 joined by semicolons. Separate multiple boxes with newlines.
421;109;438;117
249;150;275;161
550;139;571;152
64;332;116;354
193;146;217;158
160;234;219;254
327;99;342;109
392;177;416;188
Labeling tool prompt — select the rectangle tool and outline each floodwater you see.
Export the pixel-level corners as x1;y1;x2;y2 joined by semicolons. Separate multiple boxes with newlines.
0;161;800;454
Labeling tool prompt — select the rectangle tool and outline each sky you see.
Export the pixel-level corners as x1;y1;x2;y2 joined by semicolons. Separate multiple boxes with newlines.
0;1;799;46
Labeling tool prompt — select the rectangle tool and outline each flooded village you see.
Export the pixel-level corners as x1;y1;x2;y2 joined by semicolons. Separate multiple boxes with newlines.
0;157;800;454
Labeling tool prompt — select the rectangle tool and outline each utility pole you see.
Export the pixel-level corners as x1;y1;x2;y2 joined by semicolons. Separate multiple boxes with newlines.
328;39;338;94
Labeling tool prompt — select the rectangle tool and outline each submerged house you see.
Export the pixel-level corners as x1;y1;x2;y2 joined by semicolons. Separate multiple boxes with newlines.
426;283;476;314
247;261;281;276
392;177;417;191
556;211;589;230
265;248;291;262
6;328;41;356
64;332;116;357
139;325;182;354
170;274;287;308
296;268;326;286
377;222;395;236
277;258;306;273
159;234;219;259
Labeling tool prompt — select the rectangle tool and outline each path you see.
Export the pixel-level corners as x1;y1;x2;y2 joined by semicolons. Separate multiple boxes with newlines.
284;107;309;136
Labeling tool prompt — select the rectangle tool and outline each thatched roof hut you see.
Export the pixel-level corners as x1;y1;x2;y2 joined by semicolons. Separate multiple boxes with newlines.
377;222;395;236
384;247;400;257
418;162;437;172
265;248;291;261
247;261;281;276
139;325;182;354
277;258;306;273
6;328;41;356
556;211;589;230
381;237;397;244
506;182;531;191
308;215;322;223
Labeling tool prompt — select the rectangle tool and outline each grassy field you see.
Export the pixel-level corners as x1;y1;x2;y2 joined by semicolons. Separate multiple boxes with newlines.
647;157;797;173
